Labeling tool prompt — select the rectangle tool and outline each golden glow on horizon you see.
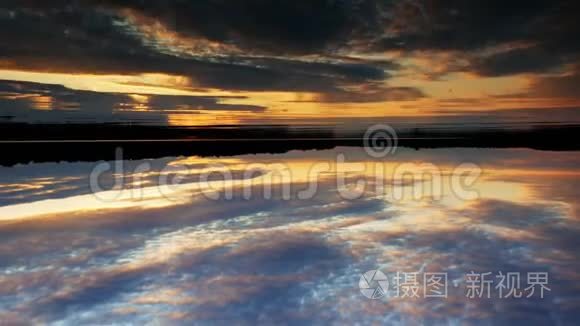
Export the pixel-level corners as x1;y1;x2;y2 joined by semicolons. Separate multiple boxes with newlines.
30;95;53;111
3;62;580;126
128;94;151;111
0;70;202;96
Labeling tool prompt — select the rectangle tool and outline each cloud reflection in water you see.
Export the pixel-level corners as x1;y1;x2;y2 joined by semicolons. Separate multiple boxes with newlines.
0;148;579;324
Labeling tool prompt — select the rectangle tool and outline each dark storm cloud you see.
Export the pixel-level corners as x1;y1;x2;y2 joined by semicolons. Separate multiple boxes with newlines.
99;0;580;79
2;0;578;104
0;80;266;124
471;47;567;77
61;0;579;58
0;1;412;101
378;0;553;51
88;0;378;55
376;0;580;77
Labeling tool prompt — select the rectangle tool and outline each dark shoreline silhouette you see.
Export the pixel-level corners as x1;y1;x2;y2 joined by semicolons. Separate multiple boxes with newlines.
1;123;579;166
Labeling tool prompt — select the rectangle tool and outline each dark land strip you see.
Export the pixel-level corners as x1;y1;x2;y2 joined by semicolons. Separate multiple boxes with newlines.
1;123;579;166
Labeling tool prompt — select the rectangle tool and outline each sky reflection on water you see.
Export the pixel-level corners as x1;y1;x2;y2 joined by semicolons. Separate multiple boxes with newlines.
1;148;579;325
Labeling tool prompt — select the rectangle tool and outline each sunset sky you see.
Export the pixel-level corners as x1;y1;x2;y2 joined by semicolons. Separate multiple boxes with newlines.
1;0;580;126
2;3;580;323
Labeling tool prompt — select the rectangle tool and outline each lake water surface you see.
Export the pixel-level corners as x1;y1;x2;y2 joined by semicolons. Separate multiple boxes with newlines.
1;148;579;325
